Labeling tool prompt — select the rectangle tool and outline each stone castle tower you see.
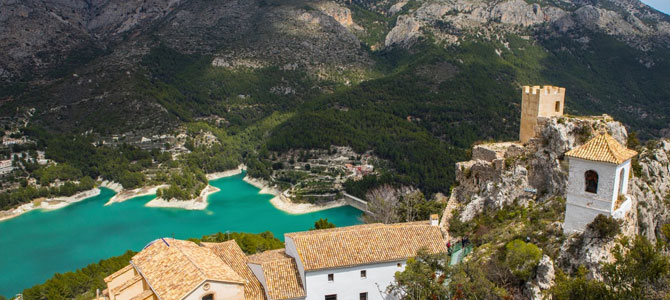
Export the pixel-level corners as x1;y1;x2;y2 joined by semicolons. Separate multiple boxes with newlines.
562;133;638;234
519;85;566;143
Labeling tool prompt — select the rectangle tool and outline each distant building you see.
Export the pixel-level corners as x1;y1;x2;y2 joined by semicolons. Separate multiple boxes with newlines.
562;133;638;234
0;159;12;174
519;85;565;143
2;136;27;146
101;221;447;300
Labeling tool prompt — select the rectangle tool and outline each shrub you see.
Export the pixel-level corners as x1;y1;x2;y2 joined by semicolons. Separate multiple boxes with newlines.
587;215;620;239
504;239;542;281
312;218;336;230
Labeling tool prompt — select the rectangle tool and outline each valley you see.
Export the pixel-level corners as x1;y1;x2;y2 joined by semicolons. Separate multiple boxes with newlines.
1;0;670;298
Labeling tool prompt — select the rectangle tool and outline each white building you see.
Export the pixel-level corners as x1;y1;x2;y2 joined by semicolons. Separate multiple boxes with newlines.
101;219;447;300
562;133;638;234
284;220;445;300
0;159;13;174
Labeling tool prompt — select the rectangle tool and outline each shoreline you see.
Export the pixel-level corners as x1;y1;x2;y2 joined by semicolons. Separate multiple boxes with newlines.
206;164;246;180
0;188;101;222
104;184;169;206
242;176;347;214
145;184;220;210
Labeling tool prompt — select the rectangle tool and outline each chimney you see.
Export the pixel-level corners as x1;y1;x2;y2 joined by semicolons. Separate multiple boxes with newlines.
430;214;439;226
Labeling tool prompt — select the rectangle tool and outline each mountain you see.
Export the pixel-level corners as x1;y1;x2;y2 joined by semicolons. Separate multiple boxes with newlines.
1;0;670;194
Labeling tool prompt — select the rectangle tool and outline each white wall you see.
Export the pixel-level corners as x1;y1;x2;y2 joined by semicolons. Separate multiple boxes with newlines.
182;280;245;300
304;261;405;300
563;158;630;234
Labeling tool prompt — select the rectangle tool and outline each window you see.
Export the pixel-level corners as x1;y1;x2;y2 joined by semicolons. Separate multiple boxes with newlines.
360;270;367;278
397;263;402;268
202;294;213;300
555;101;561;112
585;170;598;194
360;292;368;300
327;273;334;282
325;295;337;300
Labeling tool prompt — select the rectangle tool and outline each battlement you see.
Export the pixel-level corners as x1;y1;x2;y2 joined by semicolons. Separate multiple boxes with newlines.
523;85;566;96
519;85;566;143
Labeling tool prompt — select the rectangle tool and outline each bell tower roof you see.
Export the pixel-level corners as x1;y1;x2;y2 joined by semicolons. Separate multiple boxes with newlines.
565;132;637;164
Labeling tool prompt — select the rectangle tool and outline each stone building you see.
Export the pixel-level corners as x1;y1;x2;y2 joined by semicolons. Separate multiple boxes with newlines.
519;85;566;143
562;133;638;234
101;220;446;300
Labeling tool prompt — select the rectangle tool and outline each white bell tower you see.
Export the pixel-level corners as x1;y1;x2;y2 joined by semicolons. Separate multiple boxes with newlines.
562;133;637;234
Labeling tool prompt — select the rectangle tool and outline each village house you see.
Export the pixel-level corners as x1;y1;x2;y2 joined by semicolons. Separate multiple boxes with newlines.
0;159;12;174
100;220;446;300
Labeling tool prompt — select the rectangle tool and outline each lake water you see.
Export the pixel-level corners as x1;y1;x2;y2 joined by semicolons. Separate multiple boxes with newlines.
0;172;362;297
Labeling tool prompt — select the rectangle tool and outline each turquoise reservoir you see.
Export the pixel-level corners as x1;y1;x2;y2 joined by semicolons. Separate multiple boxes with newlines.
0;172;362;296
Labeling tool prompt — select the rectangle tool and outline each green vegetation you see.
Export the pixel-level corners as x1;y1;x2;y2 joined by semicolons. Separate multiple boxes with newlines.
390;249;449;299
552;236;670;300
504;239;542;281
156;167;207;200
0;128;170;209
189;231;284;254
21;250;136;300
0;177;95;210
586;214;621;240
312;218;336;230
448;198;565;256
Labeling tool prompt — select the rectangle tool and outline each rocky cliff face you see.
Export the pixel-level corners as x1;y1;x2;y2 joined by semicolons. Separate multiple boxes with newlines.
450;114;670;284
381;0;670;50
0;0;182;79
452;114;628;222
631;139;670;243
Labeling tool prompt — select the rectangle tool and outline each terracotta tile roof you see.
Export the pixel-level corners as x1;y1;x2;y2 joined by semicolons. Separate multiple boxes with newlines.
248;249;305;300
202;241;267;300
131;238;245;300
130;289;156;300
285;221;447;271
104;264;133;283
111;275;142;296
565;132;637;164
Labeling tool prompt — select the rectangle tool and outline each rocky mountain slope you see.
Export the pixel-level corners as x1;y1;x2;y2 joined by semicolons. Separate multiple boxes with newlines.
1;0;669;195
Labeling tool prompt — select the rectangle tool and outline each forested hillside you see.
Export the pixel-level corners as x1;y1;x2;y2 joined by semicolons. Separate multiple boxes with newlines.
1;0;669;198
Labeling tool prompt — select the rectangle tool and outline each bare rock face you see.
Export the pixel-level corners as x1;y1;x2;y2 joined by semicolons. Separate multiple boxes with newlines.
382;0;670;50
525;255;556;300
385;15;422;47
389;1;408;15
0;0;182;80
490;0;546;27
630;139;670;243
314;1;361;29
453;115;628;222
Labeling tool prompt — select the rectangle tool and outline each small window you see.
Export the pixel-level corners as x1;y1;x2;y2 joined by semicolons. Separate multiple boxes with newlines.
555;101;561;112
397;263;402;268
360;292;368;300
202;294;213;300
325;295;337;300
327;273;334;282
585;170;599;194
360;270;367;278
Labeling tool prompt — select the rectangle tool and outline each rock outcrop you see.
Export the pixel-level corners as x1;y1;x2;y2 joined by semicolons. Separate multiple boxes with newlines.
383;0;670;50
630;139;670;243
450;113;670;279
453;115;626;222
525;255;556;300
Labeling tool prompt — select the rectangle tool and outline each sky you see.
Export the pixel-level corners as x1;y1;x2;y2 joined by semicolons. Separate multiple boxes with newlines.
640;0;670;15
